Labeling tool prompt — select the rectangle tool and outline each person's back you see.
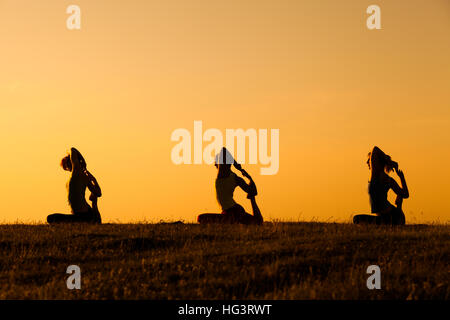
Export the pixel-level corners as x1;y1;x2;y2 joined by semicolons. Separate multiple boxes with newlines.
368;175;390;213
215;172;238;211
67;170;90;214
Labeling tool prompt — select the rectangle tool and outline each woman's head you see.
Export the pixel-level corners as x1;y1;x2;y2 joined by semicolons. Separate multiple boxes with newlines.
215;147;232;169
61;154;72;171
214;147;242;171
367;146;398;173
61;148;87;171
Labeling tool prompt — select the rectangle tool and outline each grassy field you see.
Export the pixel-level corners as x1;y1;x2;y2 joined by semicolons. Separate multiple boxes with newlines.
0;222;448;300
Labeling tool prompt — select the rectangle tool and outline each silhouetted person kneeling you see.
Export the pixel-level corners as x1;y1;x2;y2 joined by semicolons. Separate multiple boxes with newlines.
47;147;102;224
353;146;409;226
197;148;263;225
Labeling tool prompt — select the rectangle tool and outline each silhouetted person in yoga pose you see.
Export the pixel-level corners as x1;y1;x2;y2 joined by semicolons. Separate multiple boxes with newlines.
353;146;409;225
197;148;263;225
47;147;102;224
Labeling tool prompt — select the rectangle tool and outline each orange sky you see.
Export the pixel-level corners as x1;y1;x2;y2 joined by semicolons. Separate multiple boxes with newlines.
0;0;449;223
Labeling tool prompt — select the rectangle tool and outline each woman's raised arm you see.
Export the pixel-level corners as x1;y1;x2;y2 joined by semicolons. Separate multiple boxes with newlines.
85;170;102;197
390;168;409;199
235;168;258;198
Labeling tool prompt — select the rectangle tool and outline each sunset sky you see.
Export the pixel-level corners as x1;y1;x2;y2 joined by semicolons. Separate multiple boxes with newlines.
0;0;449;223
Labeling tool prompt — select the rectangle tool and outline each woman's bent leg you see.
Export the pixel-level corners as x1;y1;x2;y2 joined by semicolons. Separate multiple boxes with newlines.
235;212;262;225
198;202;263;225
47;214;83;224
393;197;405;225
249;197;263;225
228;203;262;225
91;209;102;224
198;213;233;224
353;214;380;225
90;195;102;224
47;212;99;224
391;208;406;226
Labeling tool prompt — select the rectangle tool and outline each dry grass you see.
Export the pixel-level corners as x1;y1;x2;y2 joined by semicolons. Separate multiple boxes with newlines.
0;222;448;299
